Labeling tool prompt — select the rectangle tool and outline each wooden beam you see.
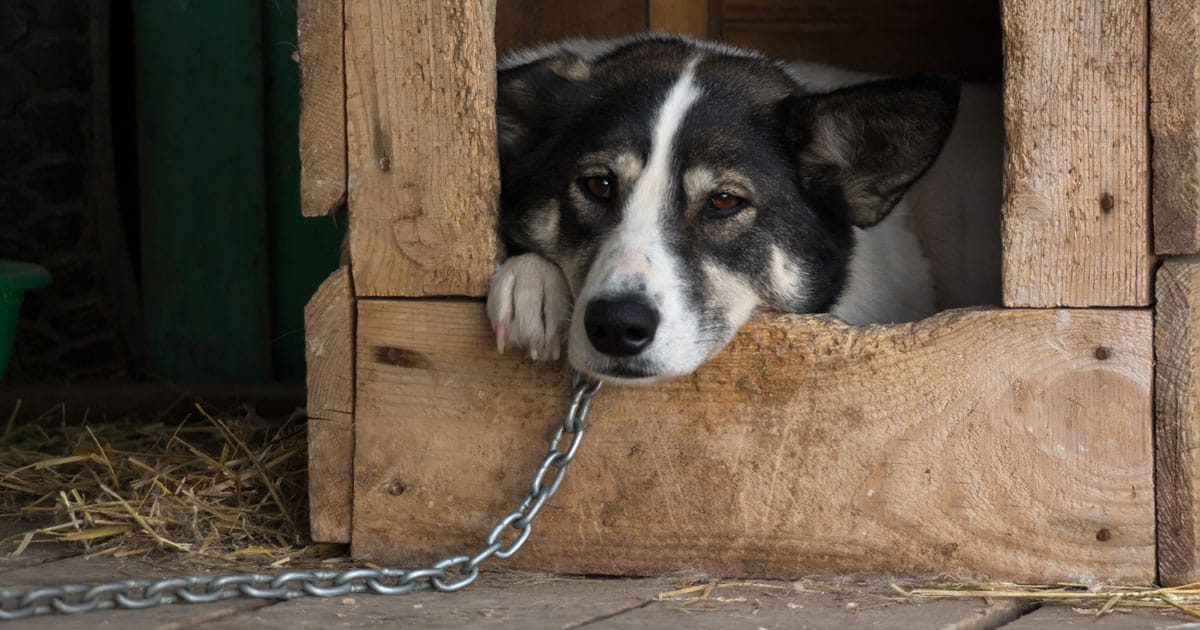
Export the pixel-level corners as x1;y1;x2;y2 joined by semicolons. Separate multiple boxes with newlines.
351;302;1153;582
344;1;501;297
304;267;354;543
720;0;1002;80
496;0;649;57
297;0;346;217
648;0;712;38
1151;0;1200;254
1156;256;1200;585
1001;0;1153;307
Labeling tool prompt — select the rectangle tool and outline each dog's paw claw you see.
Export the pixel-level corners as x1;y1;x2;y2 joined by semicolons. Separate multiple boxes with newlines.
486;254;571;362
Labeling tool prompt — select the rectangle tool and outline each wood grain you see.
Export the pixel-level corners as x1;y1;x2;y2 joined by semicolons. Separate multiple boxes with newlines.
720;0;1002;79
297;0;346;217
1156;256;1200;585
304;267;354;542
496;0;648;57
1000;0;1153;307
649;0;713;38
344;1;501;297
1151;0;1200;254
351;301;1153;582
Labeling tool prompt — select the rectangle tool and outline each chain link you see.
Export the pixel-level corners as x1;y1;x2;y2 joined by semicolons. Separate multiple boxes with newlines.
0;375;603;621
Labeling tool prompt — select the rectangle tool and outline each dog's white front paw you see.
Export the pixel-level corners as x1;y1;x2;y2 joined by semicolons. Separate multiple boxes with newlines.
486;253;572;361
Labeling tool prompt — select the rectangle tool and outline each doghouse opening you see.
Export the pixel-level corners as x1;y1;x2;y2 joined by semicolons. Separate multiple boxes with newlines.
494;0;1005;323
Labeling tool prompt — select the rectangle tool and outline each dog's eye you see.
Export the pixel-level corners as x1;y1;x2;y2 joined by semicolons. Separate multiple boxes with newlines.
703;193;747;219
580;176;614;202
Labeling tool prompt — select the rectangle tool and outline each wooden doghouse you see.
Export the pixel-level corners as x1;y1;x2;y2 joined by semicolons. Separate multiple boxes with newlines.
298;0;1200;585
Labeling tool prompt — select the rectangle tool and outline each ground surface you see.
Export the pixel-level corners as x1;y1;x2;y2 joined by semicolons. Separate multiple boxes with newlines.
0;523;1194;629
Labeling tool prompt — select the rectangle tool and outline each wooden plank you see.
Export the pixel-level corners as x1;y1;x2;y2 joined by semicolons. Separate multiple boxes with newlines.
1005;606;1179;629
207;576;1031;629
1000;0;1153;307
1155;256;1200;585
351;302;1154;582
1151;0;1200;254
208;576;659;630
344;1;501;297
496;0;648;57
720;0;1002;79
297;0;346;217
649;0;712;39
304;267;354;542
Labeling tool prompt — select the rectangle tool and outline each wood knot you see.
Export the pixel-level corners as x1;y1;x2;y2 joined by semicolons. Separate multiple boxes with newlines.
1094;346;1111;361
1099;193;1114;214
377;346;432;369
386;481;407;496
1096;528;1112;542
378;156;391;171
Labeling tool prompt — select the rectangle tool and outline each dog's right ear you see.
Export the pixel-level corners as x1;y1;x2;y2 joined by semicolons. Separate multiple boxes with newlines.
497;53;594;162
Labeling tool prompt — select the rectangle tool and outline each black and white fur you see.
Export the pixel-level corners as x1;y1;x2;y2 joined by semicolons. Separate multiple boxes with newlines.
488;35;1001;383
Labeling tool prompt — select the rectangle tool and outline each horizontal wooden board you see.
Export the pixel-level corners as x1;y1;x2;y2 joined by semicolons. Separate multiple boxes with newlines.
1151;0;1200;254
1001;0;1153;307
496;0;648;56
650;0;713;39
351;301;1153;582
720;0;1002;79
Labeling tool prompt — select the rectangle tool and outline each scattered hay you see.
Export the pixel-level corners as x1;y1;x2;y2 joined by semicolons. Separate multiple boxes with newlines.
0;399;341;570
894;582;1200;619
2;398;1199;621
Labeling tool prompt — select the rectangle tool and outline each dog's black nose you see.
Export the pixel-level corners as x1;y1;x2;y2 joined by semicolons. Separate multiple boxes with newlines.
584;298;659;357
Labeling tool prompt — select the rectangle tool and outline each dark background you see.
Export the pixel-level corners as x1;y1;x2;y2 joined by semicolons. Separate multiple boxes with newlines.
0;0;344;388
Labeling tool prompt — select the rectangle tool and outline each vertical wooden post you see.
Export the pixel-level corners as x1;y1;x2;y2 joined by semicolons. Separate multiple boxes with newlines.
298;0;346;217
344;1;501;297
1151;0;1200;254
1156;257;1200;585
1000;0;1153;307
305;267;355;543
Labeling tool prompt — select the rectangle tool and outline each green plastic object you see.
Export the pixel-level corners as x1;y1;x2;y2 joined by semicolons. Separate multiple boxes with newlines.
0;261;51;381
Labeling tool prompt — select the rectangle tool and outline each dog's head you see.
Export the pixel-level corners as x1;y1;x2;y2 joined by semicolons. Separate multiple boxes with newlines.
497;36;959;383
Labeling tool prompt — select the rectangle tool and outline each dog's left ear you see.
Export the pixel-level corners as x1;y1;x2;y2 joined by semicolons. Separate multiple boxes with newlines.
497;53;594;164
782;76;960;227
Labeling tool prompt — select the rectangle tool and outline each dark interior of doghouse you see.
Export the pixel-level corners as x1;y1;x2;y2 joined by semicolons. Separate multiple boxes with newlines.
498;1;1003;80
495;0;1005;315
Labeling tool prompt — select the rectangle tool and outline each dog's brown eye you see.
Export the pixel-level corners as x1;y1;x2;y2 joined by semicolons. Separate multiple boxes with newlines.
580;176;614;202
704;192;747;219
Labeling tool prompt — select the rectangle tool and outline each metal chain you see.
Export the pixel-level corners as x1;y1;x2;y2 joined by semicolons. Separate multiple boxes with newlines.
0;375;603;621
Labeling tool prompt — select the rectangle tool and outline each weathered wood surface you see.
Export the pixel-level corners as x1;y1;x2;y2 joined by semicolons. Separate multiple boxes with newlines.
649;0;713;39
496;0;648;57
1155;256;1200;585
720;0;1002;79
1001;0;1153;307
344;1;501;297
297;0;345;217
305;267;354;543
207;575;1025;630
1006;606;1178;629
1151;0;1200;254
351;302;1153;582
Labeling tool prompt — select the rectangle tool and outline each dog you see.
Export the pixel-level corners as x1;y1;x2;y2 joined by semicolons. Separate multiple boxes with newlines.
487;35;1001;384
